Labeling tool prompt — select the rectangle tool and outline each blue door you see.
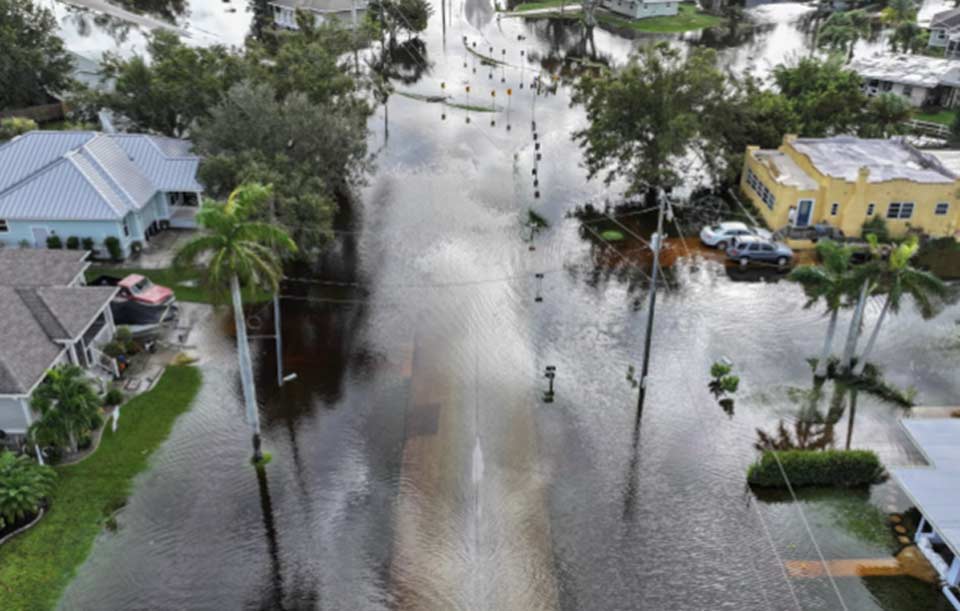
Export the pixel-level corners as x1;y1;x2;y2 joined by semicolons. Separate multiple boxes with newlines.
796;200;813;227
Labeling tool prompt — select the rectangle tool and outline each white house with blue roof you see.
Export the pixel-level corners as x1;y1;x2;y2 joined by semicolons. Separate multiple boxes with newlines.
0;131;203;258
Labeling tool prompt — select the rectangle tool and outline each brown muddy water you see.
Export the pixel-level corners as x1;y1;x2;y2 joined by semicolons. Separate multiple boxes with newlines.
55;1;960;610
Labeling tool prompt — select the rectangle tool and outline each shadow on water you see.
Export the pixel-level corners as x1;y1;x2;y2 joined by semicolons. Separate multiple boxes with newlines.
254;465;286;610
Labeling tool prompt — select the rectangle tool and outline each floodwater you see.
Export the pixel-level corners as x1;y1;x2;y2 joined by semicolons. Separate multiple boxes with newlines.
57;1;960;610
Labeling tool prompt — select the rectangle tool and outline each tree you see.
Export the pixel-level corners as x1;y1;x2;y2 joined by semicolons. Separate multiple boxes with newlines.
0;0;75;110
99;30;245;137
881;0;916;26
859;93;911;138
173;183;297;462
816;9;871;62
369;0;433;43
772;57;869;137
571;43;728;198
0;451;56;530
841;234;883;371
890;21;928;53
27;365;101;454
852;237;948;375
193;81;368;255
788;240;856;378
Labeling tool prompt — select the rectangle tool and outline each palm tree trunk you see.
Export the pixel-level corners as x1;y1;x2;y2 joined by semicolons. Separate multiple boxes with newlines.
231;274;263;462
845;389;858;450
852;296;891;376
842;279;870;371
815;309;839;378
68;430;77;454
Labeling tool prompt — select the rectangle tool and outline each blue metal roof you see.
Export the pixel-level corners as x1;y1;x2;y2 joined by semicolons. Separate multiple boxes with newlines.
0;131;202;222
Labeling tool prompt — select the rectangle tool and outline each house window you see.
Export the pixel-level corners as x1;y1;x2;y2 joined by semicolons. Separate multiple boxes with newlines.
830;202;840;216
0;219;8;233
888;202;914;219
746;168;776;211
122;218;130;237
866;203;875;216
902;85;913;98
936;202;950;215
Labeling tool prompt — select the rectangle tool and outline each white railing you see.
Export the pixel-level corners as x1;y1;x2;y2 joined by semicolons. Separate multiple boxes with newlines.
89;346;119;379
904;119;950;139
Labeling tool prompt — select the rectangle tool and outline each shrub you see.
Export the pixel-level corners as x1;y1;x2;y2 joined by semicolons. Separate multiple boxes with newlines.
65;236;80;250
102;341;125;358
104;236;123;261
0;451;56;531
103;387;124;406
81;237;95;251
46;235;62;249
0;117;38;140
130;241;143;255
862;216;890;244
18;239;31;249
747;449;885;488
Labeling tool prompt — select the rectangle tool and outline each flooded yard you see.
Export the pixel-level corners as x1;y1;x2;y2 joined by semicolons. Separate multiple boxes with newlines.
52;0;960;609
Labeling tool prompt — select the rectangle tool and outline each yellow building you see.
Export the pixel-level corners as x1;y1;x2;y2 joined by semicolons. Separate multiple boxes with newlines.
740;135;960;239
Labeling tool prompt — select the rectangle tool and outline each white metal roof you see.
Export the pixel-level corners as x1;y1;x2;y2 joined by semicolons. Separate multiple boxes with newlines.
849;53;960;89
891;419;960;558
791;137;957;184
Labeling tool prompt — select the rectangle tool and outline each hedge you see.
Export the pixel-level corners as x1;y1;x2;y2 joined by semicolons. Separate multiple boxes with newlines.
747;450;885;488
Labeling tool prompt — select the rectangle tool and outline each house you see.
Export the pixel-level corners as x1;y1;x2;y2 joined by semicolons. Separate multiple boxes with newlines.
600;0;679;20
891;419;960;610
269;0;367;30
0;250;118;450
741;135;960;238
849;54;960;108
0;131;203;259
928;8;960;58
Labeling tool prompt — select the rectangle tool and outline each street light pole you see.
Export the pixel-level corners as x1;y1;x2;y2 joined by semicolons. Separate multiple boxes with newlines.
635;189;665;430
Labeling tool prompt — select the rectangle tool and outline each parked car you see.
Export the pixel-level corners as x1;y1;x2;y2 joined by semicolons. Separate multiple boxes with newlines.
726;236;794;267
700;222;772;249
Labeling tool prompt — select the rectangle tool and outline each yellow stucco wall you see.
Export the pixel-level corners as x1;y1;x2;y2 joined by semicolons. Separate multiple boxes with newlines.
740;137;960;239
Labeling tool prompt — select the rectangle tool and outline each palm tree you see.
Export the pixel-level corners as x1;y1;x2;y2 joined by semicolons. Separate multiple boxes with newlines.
28;364;101;454
841;235;884;372
174;183;297;462
852;237;948;376
817;10;871;63
0;451;56;530
788;240;855;378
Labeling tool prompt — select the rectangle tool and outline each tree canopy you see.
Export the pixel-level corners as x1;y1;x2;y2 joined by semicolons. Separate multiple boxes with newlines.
0;0;75;110
772;56;868;137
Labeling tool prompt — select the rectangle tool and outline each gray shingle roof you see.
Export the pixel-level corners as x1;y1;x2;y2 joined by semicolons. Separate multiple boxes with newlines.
931;8;960;29
0;131;202;222
0;249;89;286
0;250;116;395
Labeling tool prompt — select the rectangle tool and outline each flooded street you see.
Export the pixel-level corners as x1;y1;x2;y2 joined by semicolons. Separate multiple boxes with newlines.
56;1;960;610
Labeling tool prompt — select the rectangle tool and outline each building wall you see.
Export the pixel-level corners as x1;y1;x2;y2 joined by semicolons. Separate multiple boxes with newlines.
601;0;678;18
0;219;126;253
270;4;364;29
863;80;931;107
930;27;949;48
741;139;960;238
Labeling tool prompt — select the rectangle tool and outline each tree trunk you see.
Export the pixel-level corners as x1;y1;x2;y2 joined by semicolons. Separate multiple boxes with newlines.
68;430;77;454
231;274;263;462
815;309;839;378
842;279;870;371
852;296;891;377
845;389;858;450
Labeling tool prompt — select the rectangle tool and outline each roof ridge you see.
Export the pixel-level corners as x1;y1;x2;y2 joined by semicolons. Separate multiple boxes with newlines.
15;288;69;341
64;152;127;218
81;135;143;210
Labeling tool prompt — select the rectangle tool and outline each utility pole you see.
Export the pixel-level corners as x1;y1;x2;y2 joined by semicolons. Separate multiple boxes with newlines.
635;189;665;430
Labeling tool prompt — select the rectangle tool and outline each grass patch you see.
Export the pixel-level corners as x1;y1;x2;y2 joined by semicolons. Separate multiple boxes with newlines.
85;266;271;304
914;108;956;126
507;0;579;12
0;366;202;611
600;229;625;241
597;3;722;33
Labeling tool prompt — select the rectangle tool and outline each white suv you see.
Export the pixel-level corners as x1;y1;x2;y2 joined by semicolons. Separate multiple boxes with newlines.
700;222;771;249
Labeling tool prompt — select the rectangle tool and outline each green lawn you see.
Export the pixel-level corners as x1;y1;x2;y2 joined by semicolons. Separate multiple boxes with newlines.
85;266;271;304
0;366;202;611
598;3;722;33
508;0;579;12
914;108;956;126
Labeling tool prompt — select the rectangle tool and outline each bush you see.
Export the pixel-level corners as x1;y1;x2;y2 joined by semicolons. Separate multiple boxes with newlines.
65;236;80;250
0;117;38;140
46;235;62;249
862;216;890;243
747;449;885;488
81;237;95;251
18;239;31;249
104;236;123;261
103;387;124;406
102;341;125;358
0;451;56;531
